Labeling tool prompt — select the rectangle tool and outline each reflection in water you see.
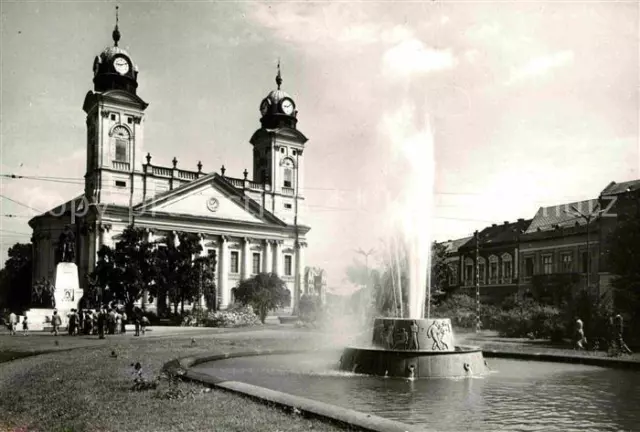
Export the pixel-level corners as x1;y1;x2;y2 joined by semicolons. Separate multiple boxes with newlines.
193;352;640;431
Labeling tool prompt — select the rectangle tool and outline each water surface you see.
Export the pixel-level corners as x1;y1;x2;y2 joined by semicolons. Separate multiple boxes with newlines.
193;351;640;431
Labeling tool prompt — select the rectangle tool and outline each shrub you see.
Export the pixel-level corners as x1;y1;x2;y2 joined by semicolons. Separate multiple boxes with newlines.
181;304;260;328
493;299;565;340
299;295;323;326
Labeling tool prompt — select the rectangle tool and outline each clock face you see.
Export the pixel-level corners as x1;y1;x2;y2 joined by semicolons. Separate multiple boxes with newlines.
206;197;219;212
260;99;270;116
281;98;294;115
113;57;130;75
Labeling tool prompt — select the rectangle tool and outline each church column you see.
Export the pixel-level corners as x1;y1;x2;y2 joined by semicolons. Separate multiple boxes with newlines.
197;233;206;309
293;241;306;314
219;236;229;309
242;237;251;280
263;240;272;273
273;240;283;275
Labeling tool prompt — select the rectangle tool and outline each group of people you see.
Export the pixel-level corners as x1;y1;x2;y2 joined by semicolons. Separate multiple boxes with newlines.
51;308;131;338
4;306;150;338
6;312;27;336
575;313;633;355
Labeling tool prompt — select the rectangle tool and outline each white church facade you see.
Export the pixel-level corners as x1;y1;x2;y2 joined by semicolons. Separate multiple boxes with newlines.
28;17;311;311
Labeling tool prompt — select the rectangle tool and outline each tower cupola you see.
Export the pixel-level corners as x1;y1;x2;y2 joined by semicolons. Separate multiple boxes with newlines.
92;6;139;94
259;62;298;129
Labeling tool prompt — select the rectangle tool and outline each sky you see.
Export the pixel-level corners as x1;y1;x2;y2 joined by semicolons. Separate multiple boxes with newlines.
1;1;638;293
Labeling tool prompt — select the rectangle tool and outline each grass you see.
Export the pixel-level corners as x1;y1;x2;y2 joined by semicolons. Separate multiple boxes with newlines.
0;328;353;432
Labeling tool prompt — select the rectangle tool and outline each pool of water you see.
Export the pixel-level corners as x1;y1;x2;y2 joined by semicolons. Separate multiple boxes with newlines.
193;351;640;431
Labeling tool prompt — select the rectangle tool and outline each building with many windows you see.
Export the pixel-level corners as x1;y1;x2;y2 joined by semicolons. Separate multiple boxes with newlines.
444;179;640;305
28;18;312;311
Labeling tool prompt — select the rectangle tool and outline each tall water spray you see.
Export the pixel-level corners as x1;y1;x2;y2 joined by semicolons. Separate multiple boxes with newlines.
390;109;435;319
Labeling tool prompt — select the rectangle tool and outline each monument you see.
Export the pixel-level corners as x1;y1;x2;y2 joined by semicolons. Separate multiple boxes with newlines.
26;226;83;330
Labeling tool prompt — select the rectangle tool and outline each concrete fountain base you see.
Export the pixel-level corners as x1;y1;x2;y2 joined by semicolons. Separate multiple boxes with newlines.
338;317;487;378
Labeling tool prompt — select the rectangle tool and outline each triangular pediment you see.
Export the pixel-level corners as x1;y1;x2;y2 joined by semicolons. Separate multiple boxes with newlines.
135;173;285;226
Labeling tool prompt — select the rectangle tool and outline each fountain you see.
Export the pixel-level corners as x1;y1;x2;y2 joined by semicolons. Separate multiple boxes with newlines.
338;111;487;378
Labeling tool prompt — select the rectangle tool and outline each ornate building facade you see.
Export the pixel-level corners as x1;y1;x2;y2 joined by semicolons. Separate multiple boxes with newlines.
29;18;311;311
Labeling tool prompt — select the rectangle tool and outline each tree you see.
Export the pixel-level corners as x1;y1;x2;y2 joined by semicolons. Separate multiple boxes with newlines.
154;232;206;314
0;243;33;312
232;273;291;323
430;241;453;300
111;226;157;311
609;209;640;337
87;245;121;307
195;252;217;311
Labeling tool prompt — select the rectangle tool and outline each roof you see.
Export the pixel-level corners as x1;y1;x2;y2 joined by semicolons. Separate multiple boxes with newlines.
28;194;85;228
441;236;473;254
477;218;532;245
600;179;640;196
525;199;598;234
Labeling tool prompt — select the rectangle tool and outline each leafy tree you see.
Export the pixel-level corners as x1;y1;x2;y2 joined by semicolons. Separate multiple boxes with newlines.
299;294;323;325
0;243;32;312
232;273;291;323
195;252;217;311
87;244;120;307
111;226;157;311
430;241;453;299
609;209;640;337
154;232;206;314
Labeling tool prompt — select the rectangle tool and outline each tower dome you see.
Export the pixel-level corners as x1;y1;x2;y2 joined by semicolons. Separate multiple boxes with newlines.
259;62;298;129
92;6;139;94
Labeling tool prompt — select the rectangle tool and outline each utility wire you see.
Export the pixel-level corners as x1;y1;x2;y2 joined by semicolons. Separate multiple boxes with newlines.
0;194;43;213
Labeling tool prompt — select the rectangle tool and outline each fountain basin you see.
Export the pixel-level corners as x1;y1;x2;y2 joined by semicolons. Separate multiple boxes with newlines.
339;317;487;378
339;345;486;378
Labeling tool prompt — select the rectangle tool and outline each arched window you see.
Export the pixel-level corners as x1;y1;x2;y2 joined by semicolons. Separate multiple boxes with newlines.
501;253;513;282
281;158;295;188
488;255;499;283
464;257;474;286
477;257;486;285
112;126;130;162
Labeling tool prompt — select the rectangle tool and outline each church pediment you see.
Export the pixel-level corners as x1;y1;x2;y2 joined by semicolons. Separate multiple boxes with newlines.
135;173;286;226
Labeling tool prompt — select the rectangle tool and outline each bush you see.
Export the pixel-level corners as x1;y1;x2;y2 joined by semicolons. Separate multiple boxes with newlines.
431;294;500;330
299;295;323;326
180;304;260;328
494;298;565;340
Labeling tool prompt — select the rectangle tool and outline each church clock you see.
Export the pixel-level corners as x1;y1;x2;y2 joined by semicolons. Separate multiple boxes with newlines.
113;56;130;75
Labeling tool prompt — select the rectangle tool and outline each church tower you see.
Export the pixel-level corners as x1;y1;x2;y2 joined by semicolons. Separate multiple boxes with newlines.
250;64;308;225
82;7;148;207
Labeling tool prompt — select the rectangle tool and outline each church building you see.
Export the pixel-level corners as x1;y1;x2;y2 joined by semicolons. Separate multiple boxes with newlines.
28;16;311;312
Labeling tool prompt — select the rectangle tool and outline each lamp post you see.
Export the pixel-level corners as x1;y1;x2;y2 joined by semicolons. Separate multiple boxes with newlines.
565;205;604;292
474;230;481;333
355;248;375;318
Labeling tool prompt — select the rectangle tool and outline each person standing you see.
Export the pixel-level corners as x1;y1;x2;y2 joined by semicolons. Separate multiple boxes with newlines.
141;315;149;336
120;311;127;334
68;310;77;336
574;317;587;350
97;308;106;339
614;314;633;355
22;316;29;336
9;312;17;336
51;310;62;336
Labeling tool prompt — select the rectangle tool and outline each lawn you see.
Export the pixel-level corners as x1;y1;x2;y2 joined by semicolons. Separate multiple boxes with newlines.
0;327;354;432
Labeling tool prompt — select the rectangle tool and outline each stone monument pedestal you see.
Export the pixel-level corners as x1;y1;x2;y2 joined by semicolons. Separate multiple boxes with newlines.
26;262;83;331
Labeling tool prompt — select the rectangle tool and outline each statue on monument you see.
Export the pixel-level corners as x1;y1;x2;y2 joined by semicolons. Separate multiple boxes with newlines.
57;225;76;264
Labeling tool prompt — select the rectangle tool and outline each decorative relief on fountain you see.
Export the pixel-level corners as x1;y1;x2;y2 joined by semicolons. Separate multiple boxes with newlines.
372;318;454;352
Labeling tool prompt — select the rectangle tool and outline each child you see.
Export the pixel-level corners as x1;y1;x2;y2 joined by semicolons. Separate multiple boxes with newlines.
22;316;29;336
141;315;150;335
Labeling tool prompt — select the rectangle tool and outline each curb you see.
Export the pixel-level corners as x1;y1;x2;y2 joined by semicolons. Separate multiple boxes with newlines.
482;350;640;370
163;348;422;432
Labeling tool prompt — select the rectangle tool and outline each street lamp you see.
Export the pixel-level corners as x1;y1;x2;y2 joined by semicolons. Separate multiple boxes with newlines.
564;204;604;291
355;248;375;319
